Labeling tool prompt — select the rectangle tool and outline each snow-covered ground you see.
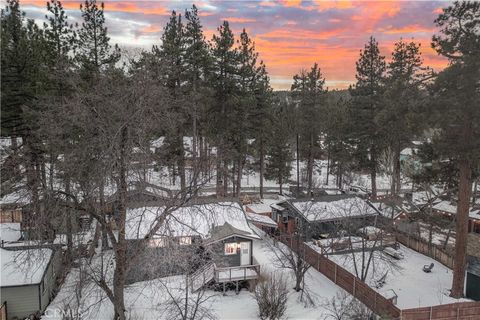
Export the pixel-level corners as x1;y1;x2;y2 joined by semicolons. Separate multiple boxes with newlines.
328;245;469;309
43;237;354;319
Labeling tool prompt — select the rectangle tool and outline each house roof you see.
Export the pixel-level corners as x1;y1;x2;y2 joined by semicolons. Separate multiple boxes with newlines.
433;201;480;220
289;195;378;222
245;203;272;214
245;212;277;228
125;201;259;240
0;223;22;242
0;248;52;287
205;222;258;244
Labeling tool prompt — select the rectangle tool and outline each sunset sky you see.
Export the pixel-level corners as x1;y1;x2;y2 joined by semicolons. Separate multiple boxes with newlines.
19;0;451;90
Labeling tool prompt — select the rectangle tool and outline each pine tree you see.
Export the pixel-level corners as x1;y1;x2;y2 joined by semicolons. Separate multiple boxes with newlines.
1;0;48;234
251;62;273;198
77;0;120;76
265;101;293;195
183;5;212;182
210;21;239;197
378;39;429;195
291;63;326;195
42;0;77;260
430;1;480;298
155;10;188;191
349;36;386;198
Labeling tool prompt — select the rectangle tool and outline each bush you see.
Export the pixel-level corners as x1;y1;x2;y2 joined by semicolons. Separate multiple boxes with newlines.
254;272;288;320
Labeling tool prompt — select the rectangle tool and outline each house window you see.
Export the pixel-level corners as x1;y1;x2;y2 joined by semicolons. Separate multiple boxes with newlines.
179;237;192;246
224;243;238;255
148;238;166;248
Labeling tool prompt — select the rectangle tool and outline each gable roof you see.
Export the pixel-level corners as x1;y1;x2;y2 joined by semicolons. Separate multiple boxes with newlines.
1;248;52;287
125;201;259;240
433;201;480;220
288;195;378;222
205;222;258;244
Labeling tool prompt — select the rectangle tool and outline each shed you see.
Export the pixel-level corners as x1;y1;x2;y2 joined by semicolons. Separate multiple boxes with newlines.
466;233;480;301
0;247;62;320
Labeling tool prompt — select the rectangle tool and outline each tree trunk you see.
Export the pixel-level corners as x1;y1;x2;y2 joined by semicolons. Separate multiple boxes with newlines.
113;127;128;320
307;134;314;195
259;140;265;199
179;137;186;192
279;175;283;195
394;144;401;195
232;162;236;196
450;158;472;298
223;159;228;197
100;178;109;251
326;146;330;186
370;145;377;199
216;147;223;198
65;175;73;265
236;159;243;197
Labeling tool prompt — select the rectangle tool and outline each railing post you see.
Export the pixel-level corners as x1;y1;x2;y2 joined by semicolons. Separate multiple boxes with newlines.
334;264;337;283
353;277;356;296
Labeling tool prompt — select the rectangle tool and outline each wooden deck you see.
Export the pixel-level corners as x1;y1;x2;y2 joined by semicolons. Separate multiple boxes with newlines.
214;264;260;283
190;263;260;292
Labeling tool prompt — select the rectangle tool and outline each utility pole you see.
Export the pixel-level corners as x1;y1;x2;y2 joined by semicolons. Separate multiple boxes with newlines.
297;133;300;197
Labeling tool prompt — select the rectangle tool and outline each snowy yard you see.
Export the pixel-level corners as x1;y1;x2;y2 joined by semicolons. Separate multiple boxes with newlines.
328;245;469;309
43;238;356;320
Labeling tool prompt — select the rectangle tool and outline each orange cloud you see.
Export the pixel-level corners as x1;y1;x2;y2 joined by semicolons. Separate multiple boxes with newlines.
382;24;435;34
141;25;161;33
222;17;256;23
278;0;303;8
313;0;354;11
259;1;276;7
21;0;169;16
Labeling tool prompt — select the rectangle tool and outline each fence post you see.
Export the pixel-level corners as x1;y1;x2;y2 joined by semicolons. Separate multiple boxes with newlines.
317;253;320;270
353;277;356;296
334;264;337;283
429;306;432;320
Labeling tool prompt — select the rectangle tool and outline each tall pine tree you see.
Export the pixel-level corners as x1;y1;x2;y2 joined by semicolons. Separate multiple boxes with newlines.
430;1;480;298
349;36;386;198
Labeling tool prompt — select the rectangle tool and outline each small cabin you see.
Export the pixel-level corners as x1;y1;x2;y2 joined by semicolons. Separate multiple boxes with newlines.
270;195;379;239
0;246;62;320
124;201;261;290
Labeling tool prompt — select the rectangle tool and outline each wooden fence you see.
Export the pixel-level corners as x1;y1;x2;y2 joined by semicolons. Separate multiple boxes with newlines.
279;236;402;318
396;232;454;269
0;301;6;320
401;301;480;320
279;235;480;320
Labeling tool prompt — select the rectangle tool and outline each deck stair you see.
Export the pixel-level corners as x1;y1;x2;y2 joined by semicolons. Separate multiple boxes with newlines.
190;262;215;292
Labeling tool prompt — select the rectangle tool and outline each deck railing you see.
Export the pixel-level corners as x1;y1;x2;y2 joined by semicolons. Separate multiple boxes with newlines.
214;264;260;283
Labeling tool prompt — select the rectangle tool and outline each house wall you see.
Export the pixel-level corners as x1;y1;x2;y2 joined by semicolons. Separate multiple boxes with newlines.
39;249;62;311
0;249;61;320
0;208;22;223
125;237;203;284
0;285;39;320
209;237;253;267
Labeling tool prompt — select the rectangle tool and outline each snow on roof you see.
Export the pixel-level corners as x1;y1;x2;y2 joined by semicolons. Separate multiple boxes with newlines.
292;196;377;222
0;223;22;242
400;148;413;156
1;248;52;287
433;201;480;219
126;202;259;240
245;203;272;214
359;226;383;236
0;188;30;206
246;212;277;228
